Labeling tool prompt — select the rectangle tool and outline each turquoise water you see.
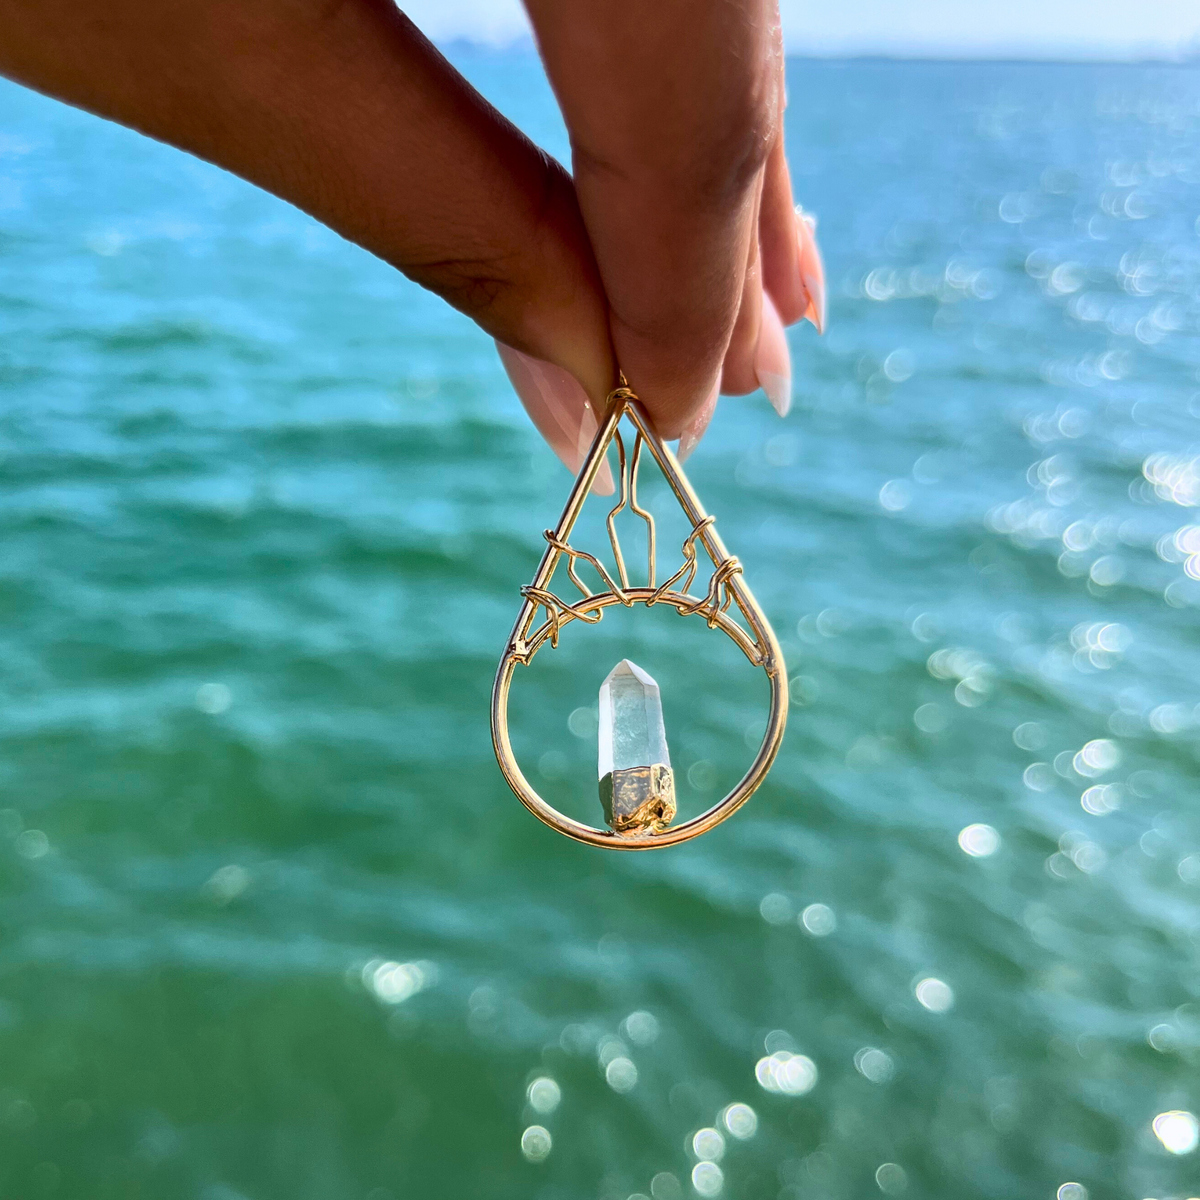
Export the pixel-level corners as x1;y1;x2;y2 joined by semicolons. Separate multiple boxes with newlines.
2;53;1200;1200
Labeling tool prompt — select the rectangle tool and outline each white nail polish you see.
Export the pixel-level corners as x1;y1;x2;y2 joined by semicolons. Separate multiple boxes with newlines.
576;400;598;462
676;381;719;464
756;370;791;419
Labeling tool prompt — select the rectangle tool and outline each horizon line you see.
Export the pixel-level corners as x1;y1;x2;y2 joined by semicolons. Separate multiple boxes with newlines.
438;37;1200;67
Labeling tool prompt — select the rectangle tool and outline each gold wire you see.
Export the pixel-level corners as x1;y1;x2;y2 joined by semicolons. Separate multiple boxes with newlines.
605;430;630;591
627;433;656;589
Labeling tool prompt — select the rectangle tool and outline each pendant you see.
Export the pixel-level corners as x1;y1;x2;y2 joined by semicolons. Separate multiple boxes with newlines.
491;383;788;849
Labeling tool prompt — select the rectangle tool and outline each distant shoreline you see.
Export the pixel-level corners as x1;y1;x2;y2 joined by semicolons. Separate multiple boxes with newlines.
439;38;1200;67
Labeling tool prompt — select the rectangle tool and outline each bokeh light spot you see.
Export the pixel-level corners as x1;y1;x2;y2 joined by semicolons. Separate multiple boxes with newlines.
958;824;1000;857
755;1051;817;1095
650;1172;682;1200
800;903;836;936
605;1057;637;1093
195;682;232;714
567;706;598;738
691;1162;723;1197
880;479;913;512
759;893;793;925
520;1125;551;1163
15;829;49;860
855;1047;896;1083
527;1077;560;1115
915;977;954;1012
622;1011;660;1046
914;703;948;733
1013;722;1048;750
1153;1110;1199;1154
691;1128;725;1163
721;1103;757;1140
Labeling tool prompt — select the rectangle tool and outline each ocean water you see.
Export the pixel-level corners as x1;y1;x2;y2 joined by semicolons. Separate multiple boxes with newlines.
1;52;1200;1200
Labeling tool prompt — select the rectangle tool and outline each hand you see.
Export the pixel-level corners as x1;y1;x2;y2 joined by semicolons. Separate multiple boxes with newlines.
0;0;823;480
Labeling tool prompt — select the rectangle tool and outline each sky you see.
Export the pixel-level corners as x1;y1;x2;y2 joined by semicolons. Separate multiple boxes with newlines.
402;0;1200;61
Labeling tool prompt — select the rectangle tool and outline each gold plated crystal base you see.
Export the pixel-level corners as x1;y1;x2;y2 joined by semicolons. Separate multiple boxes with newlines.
600;764;676;833
491;384;788;849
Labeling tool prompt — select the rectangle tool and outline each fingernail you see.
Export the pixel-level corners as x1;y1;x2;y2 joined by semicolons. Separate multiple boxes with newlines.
795;204;827;334
676;378;719;464
754;292;792;418
495;342;614;495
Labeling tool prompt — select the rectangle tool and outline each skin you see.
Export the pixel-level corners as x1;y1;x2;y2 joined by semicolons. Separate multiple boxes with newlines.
0;0;813;439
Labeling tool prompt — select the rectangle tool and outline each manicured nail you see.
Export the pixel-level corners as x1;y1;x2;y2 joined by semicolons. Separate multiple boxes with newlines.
677;378;720;464
754;292;792;418
795;204;827;334
495;342;614;494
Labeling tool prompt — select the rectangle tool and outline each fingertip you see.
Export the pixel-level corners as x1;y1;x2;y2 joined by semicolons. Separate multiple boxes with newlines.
496;341;611;484
593;458;616;495
676;378;720;464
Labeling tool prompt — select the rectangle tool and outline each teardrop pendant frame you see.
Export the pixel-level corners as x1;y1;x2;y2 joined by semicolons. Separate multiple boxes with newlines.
491;385;788;849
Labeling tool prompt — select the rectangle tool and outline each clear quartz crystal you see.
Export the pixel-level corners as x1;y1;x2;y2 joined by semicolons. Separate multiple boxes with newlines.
598;660;671;777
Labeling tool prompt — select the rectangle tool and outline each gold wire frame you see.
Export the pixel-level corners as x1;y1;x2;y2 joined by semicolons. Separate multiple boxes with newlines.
491;385;788;849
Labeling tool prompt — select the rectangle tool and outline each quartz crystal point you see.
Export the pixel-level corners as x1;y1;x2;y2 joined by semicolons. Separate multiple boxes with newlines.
597;660;676;834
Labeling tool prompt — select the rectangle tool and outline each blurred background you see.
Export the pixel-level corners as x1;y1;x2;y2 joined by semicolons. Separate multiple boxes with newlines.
1;4;1200;1200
